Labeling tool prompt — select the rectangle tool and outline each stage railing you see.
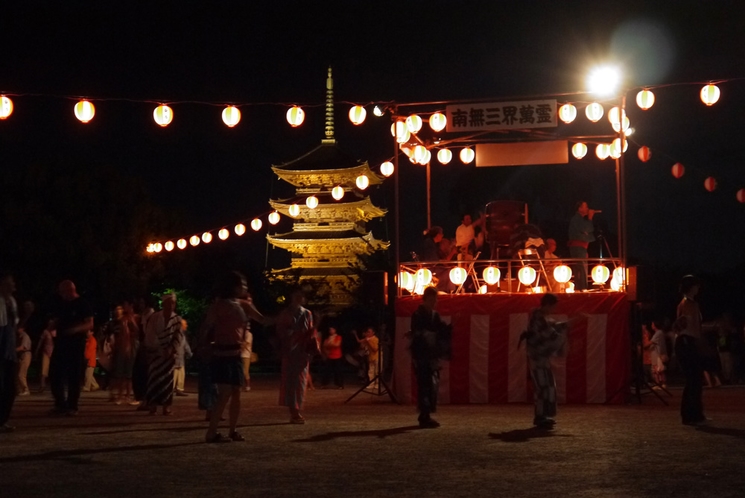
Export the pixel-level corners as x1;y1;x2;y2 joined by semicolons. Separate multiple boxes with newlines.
397;257;625;296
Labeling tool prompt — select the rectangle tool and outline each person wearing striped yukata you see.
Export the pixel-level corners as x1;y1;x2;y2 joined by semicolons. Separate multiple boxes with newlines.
143;294;183;416
521;294;576;429
277;287;315;424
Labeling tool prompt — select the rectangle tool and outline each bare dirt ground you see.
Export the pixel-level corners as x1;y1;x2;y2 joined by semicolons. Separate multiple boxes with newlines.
2;377;744;498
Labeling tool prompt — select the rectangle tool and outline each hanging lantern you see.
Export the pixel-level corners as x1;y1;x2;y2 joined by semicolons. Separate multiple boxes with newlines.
610;138;629;159
268;212;280;225
305;196;318;209
413;145;428;164
74;100;95;123
218;228;229;240
153;243;163;253
671;162;685;179
596;143;610;160
146;244;153;253
585;102;604;122
558;103;577;124
449;267;468;286
460;147;475;164
380;161;394;177
611;116;631;133
571;143;588;159
399;271;415;292
202;232;213;244
608;106;626;126
286;106;305;127
348;105;366;125
251;218;263;231
392;120;411;143
373;105;384;117
704;177;717;192
437;148;453;165
356;174;369;190
483;266;501;285
636;89;655;110
553;265;573;284
478;285;488;295
222;106;241;127
164;241;174;252
234;224;246;236
518;266;537;286
737;189;745;204
415;268;433;286
288;203;300;217
332;185;344;200
189;235;200;246
638;146;652;162
700;84;720;106
406;114;423;134
177;238;187;250
153;104;173;127
0;95;13;119
591;264;611;284
429;112;447;132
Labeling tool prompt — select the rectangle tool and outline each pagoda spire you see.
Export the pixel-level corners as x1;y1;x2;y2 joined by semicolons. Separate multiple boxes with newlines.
322;66;335;145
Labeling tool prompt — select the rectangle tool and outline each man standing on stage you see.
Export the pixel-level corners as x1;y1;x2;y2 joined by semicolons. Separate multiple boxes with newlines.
51;280;94;415
410;287;449;428
455;212;485;260
567;201;599;290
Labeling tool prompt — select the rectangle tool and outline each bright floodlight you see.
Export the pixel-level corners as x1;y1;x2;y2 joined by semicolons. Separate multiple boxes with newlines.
587;66;621;96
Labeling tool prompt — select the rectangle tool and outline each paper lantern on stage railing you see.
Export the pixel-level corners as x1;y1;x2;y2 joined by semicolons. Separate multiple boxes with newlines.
612;267;625;284
286;106;305;127
222;106;241;127
610;277;622;292
153;104;173;127
332;185;345;200
638;146;652;162
585;102;604;122
671;162;685;179
348;105;366;125
415;268;433;286
737;189;745;204
437;148;452;165
553;265;573;284
268;212;280;225
518;266;537;286
74;100;95;123
572;143;588;159
704;177;717;192
429;112;447;132
380;161;394;177
289;203;301;217
460;147;475;164
483;266;501;285
202;232;213;244
177;238;187;249
399;271;415;293
234;224;246;236
0;95;13;119
478;285;488;294
406;114;423;134
189;235;200;246
591;264;611;284
558;103;577;124
700;84;720;106
636;89;655;110
356;174;370;190
449;267;468;286
251;218;262;231
596;143;610;160
305;196;318;209
218;228;229;240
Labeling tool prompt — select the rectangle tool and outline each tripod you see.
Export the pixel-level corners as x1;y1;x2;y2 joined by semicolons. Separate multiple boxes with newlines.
345;323;399;404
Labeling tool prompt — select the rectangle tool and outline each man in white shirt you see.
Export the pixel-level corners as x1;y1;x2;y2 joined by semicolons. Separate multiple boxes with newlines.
455;213;484;259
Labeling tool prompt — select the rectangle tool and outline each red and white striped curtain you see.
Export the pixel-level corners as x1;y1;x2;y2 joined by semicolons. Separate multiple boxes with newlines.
394;293;630;404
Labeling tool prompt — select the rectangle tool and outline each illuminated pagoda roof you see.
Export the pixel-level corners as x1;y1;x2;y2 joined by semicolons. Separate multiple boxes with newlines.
269;194;387;223
266;230;389;256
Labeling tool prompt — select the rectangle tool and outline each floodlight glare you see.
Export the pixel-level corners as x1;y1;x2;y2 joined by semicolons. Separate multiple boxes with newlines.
587;66;621;96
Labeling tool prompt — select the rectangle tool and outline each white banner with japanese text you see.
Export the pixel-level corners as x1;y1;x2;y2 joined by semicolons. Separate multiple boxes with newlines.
445;100;557;132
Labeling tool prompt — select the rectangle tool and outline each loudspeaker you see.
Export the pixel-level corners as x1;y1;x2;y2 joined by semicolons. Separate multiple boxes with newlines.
361;271;388;307
626;266;654;303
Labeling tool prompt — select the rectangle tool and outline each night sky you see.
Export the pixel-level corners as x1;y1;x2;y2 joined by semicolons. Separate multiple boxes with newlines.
2;1;745;281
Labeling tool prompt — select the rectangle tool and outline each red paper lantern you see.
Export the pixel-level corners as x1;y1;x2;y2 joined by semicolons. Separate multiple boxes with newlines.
737;189;745;203
704;177;717;192
637;146;651;162
671;163;685;179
